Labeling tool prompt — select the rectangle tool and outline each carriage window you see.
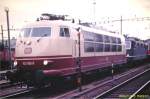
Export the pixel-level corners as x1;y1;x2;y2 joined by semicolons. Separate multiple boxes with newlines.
84;42;94;52
104;35;110;43
117;38;121;44
95;34;103;42
111;37;116;43
95;43;103;52
104;44;110;52
118;45;122;52
112;45;117;52
84;32;94;41
0;43;4;51
60;27;70;37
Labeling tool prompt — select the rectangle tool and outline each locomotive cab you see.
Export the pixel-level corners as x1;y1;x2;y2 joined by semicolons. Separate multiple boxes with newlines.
15;21;75;69
125;37;147;62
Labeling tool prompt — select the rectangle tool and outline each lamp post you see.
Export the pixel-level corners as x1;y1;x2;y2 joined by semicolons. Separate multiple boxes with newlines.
1;25;4;48
120;16;122;35
0;25;4;70
5;7;12;70
76;28;82;92
93;0;96;24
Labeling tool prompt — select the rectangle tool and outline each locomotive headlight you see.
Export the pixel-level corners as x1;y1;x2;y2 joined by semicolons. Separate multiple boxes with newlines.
26;41;31;45
43;60;48;65
14;61;18;66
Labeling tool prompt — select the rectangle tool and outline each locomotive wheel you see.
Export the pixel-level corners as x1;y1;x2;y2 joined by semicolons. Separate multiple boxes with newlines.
6;71;14;82
34;70;47;88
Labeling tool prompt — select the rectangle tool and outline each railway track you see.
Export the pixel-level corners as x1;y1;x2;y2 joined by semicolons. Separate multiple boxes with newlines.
0;81;13;90
52;64;150;99
3;64;149;99
0;83;35;98
128;80;150;99
94;68;150;99
0;81;22;89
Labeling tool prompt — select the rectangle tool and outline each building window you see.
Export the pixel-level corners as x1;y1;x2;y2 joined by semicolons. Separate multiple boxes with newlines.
84;42;94;52
60;27;70;37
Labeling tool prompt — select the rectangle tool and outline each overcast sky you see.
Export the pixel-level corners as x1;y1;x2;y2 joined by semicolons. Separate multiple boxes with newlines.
0;0;150;39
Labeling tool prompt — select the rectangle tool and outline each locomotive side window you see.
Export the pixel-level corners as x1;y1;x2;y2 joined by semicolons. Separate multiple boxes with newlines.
84;42;94;52
60;27;70;37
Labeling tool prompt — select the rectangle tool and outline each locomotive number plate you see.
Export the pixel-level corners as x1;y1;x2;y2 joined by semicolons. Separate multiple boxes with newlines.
23;61;35;65
24;47;32;54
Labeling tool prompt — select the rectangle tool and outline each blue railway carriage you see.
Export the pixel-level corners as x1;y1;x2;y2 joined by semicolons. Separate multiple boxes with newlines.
125;37;148;62
145;39;150;56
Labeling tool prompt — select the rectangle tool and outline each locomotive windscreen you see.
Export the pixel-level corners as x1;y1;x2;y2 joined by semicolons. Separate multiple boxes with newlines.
125;41;131;50
20;27;51;37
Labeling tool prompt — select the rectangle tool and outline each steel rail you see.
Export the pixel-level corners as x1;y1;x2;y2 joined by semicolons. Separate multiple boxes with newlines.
0;87;35;99
128;80;150;99
54;65;149;99
94;68;150;99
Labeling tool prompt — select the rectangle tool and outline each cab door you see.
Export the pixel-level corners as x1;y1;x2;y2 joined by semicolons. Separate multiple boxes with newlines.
57;26;73;56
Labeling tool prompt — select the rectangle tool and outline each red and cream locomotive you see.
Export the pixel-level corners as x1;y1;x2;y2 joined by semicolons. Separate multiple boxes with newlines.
7;14;126;86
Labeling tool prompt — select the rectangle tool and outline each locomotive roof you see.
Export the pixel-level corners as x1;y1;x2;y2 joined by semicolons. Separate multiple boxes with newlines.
24;20;73;27
23;20;123;38
126;37;146;45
